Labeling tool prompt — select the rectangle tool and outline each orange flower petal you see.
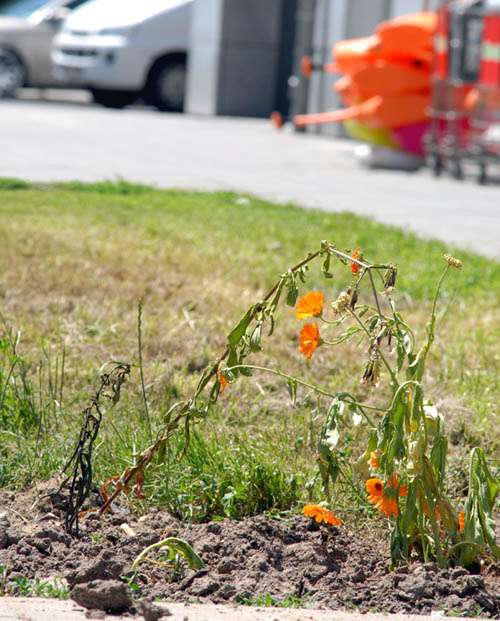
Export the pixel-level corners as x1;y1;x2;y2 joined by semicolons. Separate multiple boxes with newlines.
368;451;380;469
366;476;405;518
299;323;321;359
365;478;384;497
351;248;362;275
218;370;229;394
303;505;343;526
458;511;465;532
296;291;325;320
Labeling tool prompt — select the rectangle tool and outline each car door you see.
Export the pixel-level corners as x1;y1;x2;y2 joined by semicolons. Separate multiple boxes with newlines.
25;0;90;86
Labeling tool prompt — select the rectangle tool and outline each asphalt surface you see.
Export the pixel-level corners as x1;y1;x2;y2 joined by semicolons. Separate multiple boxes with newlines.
0;598;472;621
1;94;499;258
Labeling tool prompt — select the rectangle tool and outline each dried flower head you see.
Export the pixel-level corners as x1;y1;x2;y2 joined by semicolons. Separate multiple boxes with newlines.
443;254;462;269
296;291;325;320
362;358;381;387
299;323;321;359
331;290;350;317
303;504;343;526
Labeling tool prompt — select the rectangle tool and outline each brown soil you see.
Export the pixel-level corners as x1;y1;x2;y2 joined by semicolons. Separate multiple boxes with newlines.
0;482;498;618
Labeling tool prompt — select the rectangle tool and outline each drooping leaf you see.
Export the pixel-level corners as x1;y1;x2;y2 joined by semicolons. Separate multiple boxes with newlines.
228;307;255;347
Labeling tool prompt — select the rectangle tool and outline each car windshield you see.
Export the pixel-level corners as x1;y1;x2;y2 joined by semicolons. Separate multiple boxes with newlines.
70;0;190;25
0;0;51;17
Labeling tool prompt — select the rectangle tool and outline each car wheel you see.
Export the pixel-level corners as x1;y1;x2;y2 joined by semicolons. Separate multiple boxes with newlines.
90;88;138;109
0;48;25;98
146;59;186;112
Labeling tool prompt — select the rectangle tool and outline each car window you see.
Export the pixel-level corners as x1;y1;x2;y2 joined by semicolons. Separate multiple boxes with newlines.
0;0;49;17
66;0;88;8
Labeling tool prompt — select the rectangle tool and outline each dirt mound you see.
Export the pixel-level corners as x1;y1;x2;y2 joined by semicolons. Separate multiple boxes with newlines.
0;484;498;617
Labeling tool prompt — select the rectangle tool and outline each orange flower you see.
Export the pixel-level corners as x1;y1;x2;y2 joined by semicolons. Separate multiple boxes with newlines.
366;477;384;499
365;475;407;518
303;505;343;526
423;503;441;521
368;451;380;469
295;291;325;320
387;474;408;497
218;370;229;393
299;323;321;359
351;248;362;275
458;511;465;532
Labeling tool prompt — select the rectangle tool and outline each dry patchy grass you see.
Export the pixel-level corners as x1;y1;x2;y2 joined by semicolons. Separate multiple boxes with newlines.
0;180;498;519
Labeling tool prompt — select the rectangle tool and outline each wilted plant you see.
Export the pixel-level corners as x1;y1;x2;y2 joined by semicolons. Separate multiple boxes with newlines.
131;536;203;580
98;241;497;569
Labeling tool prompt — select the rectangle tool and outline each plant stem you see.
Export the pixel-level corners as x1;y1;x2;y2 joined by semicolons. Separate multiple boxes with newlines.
347;308;399;388
137;301;153;444
226;364;379;426
415;265;450;382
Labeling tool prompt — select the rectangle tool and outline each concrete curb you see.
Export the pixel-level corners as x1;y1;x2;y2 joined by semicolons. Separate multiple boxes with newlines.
0;598;471;621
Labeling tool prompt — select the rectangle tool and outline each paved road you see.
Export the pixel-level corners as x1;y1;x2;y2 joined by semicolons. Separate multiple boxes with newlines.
1;97;499;258
0;598;471;621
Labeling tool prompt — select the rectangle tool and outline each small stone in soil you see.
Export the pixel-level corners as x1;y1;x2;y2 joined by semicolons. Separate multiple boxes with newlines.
136;598;171;620
66;550;126;587
71;579;133;613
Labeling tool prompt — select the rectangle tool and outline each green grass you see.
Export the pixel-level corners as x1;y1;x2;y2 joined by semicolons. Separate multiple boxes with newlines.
0;179;498;522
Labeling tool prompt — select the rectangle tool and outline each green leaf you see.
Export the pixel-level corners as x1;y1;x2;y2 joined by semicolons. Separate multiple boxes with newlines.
228;307;255;347
249;324;262;352
286;379;297;405
322;254;333;279
286;282;298;307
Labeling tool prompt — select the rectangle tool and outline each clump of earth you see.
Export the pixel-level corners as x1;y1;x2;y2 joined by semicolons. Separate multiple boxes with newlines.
0;481;498;618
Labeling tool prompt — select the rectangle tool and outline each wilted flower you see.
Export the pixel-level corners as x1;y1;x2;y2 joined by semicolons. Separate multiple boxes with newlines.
443;254;462;269
362;357;381;387
303;504;343;526
331;290;350;316
384;267;397;289
299;323;321;359
296;291;325;320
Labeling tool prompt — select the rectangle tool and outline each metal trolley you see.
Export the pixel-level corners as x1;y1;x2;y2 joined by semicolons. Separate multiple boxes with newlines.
425;0;500;183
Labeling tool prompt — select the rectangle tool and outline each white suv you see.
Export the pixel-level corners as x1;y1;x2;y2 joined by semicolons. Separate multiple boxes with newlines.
52;0;192;110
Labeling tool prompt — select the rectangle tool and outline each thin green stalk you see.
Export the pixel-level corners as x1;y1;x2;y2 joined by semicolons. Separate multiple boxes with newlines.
226;363;379;427
367;268;383;317
137;301;153;444
347;308;399;387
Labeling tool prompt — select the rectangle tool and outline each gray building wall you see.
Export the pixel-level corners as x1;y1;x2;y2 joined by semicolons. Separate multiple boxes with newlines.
186;0;441;121
186;0;285;117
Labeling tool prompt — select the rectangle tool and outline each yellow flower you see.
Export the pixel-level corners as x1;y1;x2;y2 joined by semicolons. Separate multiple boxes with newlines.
296;291;325;320
303;505;343;526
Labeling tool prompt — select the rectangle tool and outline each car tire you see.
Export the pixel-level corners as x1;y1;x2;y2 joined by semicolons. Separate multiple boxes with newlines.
90;88;138;109
0;48;25;98
145;58;186;112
